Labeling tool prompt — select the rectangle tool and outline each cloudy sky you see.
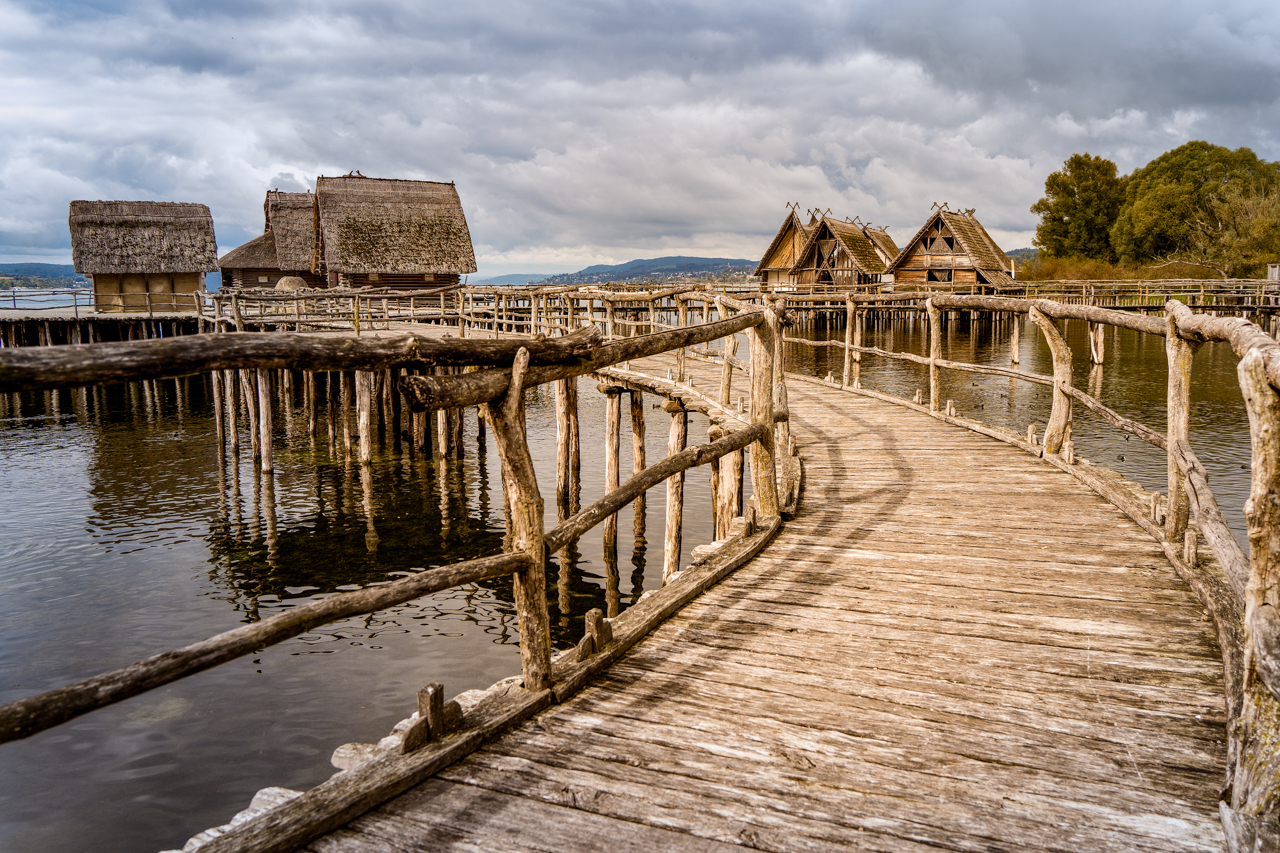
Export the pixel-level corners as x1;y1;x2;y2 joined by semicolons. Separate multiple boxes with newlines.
1;0;1278;275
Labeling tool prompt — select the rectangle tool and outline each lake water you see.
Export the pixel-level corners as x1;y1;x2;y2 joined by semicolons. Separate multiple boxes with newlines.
0;313;1254;852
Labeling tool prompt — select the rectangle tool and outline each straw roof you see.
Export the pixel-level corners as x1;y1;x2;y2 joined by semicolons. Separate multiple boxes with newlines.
754;209;817;276
266;190;317;272
218;231;278;270
863;227;899;263
315;176;476;275
887;209;1015;286
69;201;218;275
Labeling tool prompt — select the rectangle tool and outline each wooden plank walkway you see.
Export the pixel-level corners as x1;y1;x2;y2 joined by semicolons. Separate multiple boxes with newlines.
305;350;1228;852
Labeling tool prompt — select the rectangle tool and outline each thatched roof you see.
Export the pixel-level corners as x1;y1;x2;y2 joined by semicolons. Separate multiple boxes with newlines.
218;231;278;270
69;201;218;275
754;209;817;276
863;227;899;263
888;209;1015;286
266;190;317;272
315;176;476;275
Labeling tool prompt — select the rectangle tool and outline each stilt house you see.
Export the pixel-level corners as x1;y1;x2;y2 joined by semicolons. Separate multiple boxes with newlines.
886;208;1015;287
69;201;218;313
790;217;900;288
314;176;477;288
754;206;819;289
218;191;324;289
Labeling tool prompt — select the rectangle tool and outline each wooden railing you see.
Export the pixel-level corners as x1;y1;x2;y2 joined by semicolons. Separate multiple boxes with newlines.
772;290;1280;848
0;293;791;853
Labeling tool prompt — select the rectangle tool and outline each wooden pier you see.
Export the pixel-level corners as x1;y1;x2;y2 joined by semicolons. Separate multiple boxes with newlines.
2;284;1279;850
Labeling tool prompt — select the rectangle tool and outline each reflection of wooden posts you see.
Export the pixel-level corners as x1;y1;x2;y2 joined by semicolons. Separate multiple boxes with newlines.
256;368;274;473
326;374;337;450
601;384;623;547
480;349;551;691
1028;306;1072;454
663;400;687;582
355;371;374;466
630;389;647;531
568;377;581;508
1165;314;1197;543
360;463;379;552
305;371;317;439
747;309;780;517
263;471;279;567
926;299;941;412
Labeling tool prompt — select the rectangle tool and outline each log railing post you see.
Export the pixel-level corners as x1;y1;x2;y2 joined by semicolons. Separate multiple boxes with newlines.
748;309;780;517
926;299;941;412
481;348;551;691
601;384;623;547
257;368;274;473
662;399;687;582
842;296;854;387
355;371;374;466
677;299;689;381
554;379;572;504
770;298;791;457
1010;312;1020;366
1028;305;1072;454
1165;312;1197;544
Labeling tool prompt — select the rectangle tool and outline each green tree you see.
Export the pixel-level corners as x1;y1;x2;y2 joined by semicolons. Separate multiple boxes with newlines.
1157;184;1280;278
1030;153;1126;260
1110;140;1280;263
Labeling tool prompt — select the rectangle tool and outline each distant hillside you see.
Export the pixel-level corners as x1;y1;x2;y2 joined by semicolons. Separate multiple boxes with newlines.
0;263;89;290
473;273;549;285
1006;248;1038;262
541;256;755;286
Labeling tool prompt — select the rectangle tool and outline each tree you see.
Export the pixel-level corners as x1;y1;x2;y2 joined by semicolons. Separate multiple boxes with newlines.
1153;184;1280;279
1110;141;1280;263
1031;153;1126;260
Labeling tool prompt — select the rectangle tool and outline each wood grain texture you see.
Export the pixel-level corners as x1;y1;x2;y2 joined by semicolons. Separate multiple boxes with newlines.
311;349;1227;853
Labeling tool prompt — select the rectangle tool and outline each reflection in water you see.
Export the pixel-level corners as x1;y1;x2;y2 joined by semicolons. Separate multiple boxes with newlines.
0;373;723;853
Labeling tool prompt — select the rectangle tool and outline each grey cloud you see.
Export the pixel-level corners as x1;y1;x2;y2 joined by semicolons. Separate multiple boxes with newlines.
1;0;1278;269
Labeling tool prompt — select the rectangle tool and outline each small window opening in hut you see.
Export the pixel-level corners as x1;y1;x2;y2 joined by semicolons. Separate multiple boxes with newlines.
927;270;952;283
944;237;955;250
922;238;933;250
423;274;436;283
258;276;268;282
977;270;989;284
368;273;381;282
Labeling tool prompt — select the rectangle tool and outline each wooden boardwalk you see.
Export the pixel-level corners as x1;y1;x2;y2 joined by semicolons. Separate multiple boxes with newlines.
304;352;1227;852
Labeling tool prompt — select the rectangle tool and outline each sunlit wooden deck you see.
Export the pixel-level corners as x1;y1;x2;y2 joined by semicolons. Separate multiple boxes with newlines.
304;352;1227;853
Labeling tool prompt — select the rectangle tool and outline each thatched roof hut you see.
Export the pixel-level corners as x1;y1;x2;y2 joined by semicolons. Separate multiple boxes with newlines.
217;190;323;289
755;207;818;288
886;208;1015;288
315;176;477;287
69;201;217;275
790;217;892;288
69;200;217;313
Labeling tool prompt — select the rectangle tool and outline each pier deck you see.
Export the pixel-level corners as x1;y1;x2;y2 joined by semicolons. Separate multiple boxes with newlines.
305;352;1227;852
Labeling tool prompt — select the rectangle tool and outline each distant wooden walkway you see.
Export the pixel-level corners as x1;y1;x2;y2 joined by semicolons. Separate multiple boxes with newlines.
305;350;1227;852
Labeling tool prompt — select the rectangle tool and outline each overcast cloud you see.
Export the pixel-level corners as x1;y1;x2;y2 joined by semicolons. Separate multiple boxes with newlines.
1;0;1277;273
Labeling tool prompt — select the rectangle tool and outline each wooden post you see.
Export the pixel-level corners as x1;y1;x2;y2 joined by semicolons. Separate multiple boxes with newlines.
1028;306;1072;454
842;297;854;386
554;379;572;502
630;389;646;475
240;370;260;459
256;368;274;473
356;371;374;466
663;399;687;582
1011;313;1021;366
305;371;317;439
1089;321;1106;364
340;371;353;457
926;299;941;412
211;370;225;450
480;349;551;690
676;299;689;381
747;311;780;517
568;376;581;505
223;370;239;454
719;329;737;406
770;298;791;456
1231;348;1280;849
1165;312;1197;543
601;385;622;546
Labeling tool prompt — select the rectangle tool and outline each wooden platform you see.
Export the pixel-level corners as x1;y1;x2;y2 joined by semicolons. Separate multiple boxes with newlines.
304;351;1228;852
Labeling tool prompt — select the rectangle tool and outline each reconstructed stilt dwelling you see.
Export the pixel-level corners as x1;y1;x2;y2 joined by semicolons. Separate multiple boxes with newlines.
753;204;819;289
789;215;899;288
68;200;218;313
314;175;477;289
886;204;1016;287
217;190;324;290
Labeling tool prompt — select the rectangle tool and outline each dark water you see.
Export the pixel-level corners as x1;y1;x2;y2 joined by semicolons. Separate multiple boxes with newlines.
784;311;1253;544
0;376;724;853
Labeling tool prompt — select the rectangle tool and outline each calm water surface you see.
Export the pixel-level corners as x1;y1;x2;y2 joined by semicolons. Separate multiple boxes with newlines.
0;376;723;853
0;313;1255;852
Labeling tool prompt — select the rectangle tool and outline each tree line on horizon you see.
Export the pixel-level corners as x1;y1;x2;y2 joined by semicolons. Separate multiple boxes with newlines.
1030;141;1280;280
